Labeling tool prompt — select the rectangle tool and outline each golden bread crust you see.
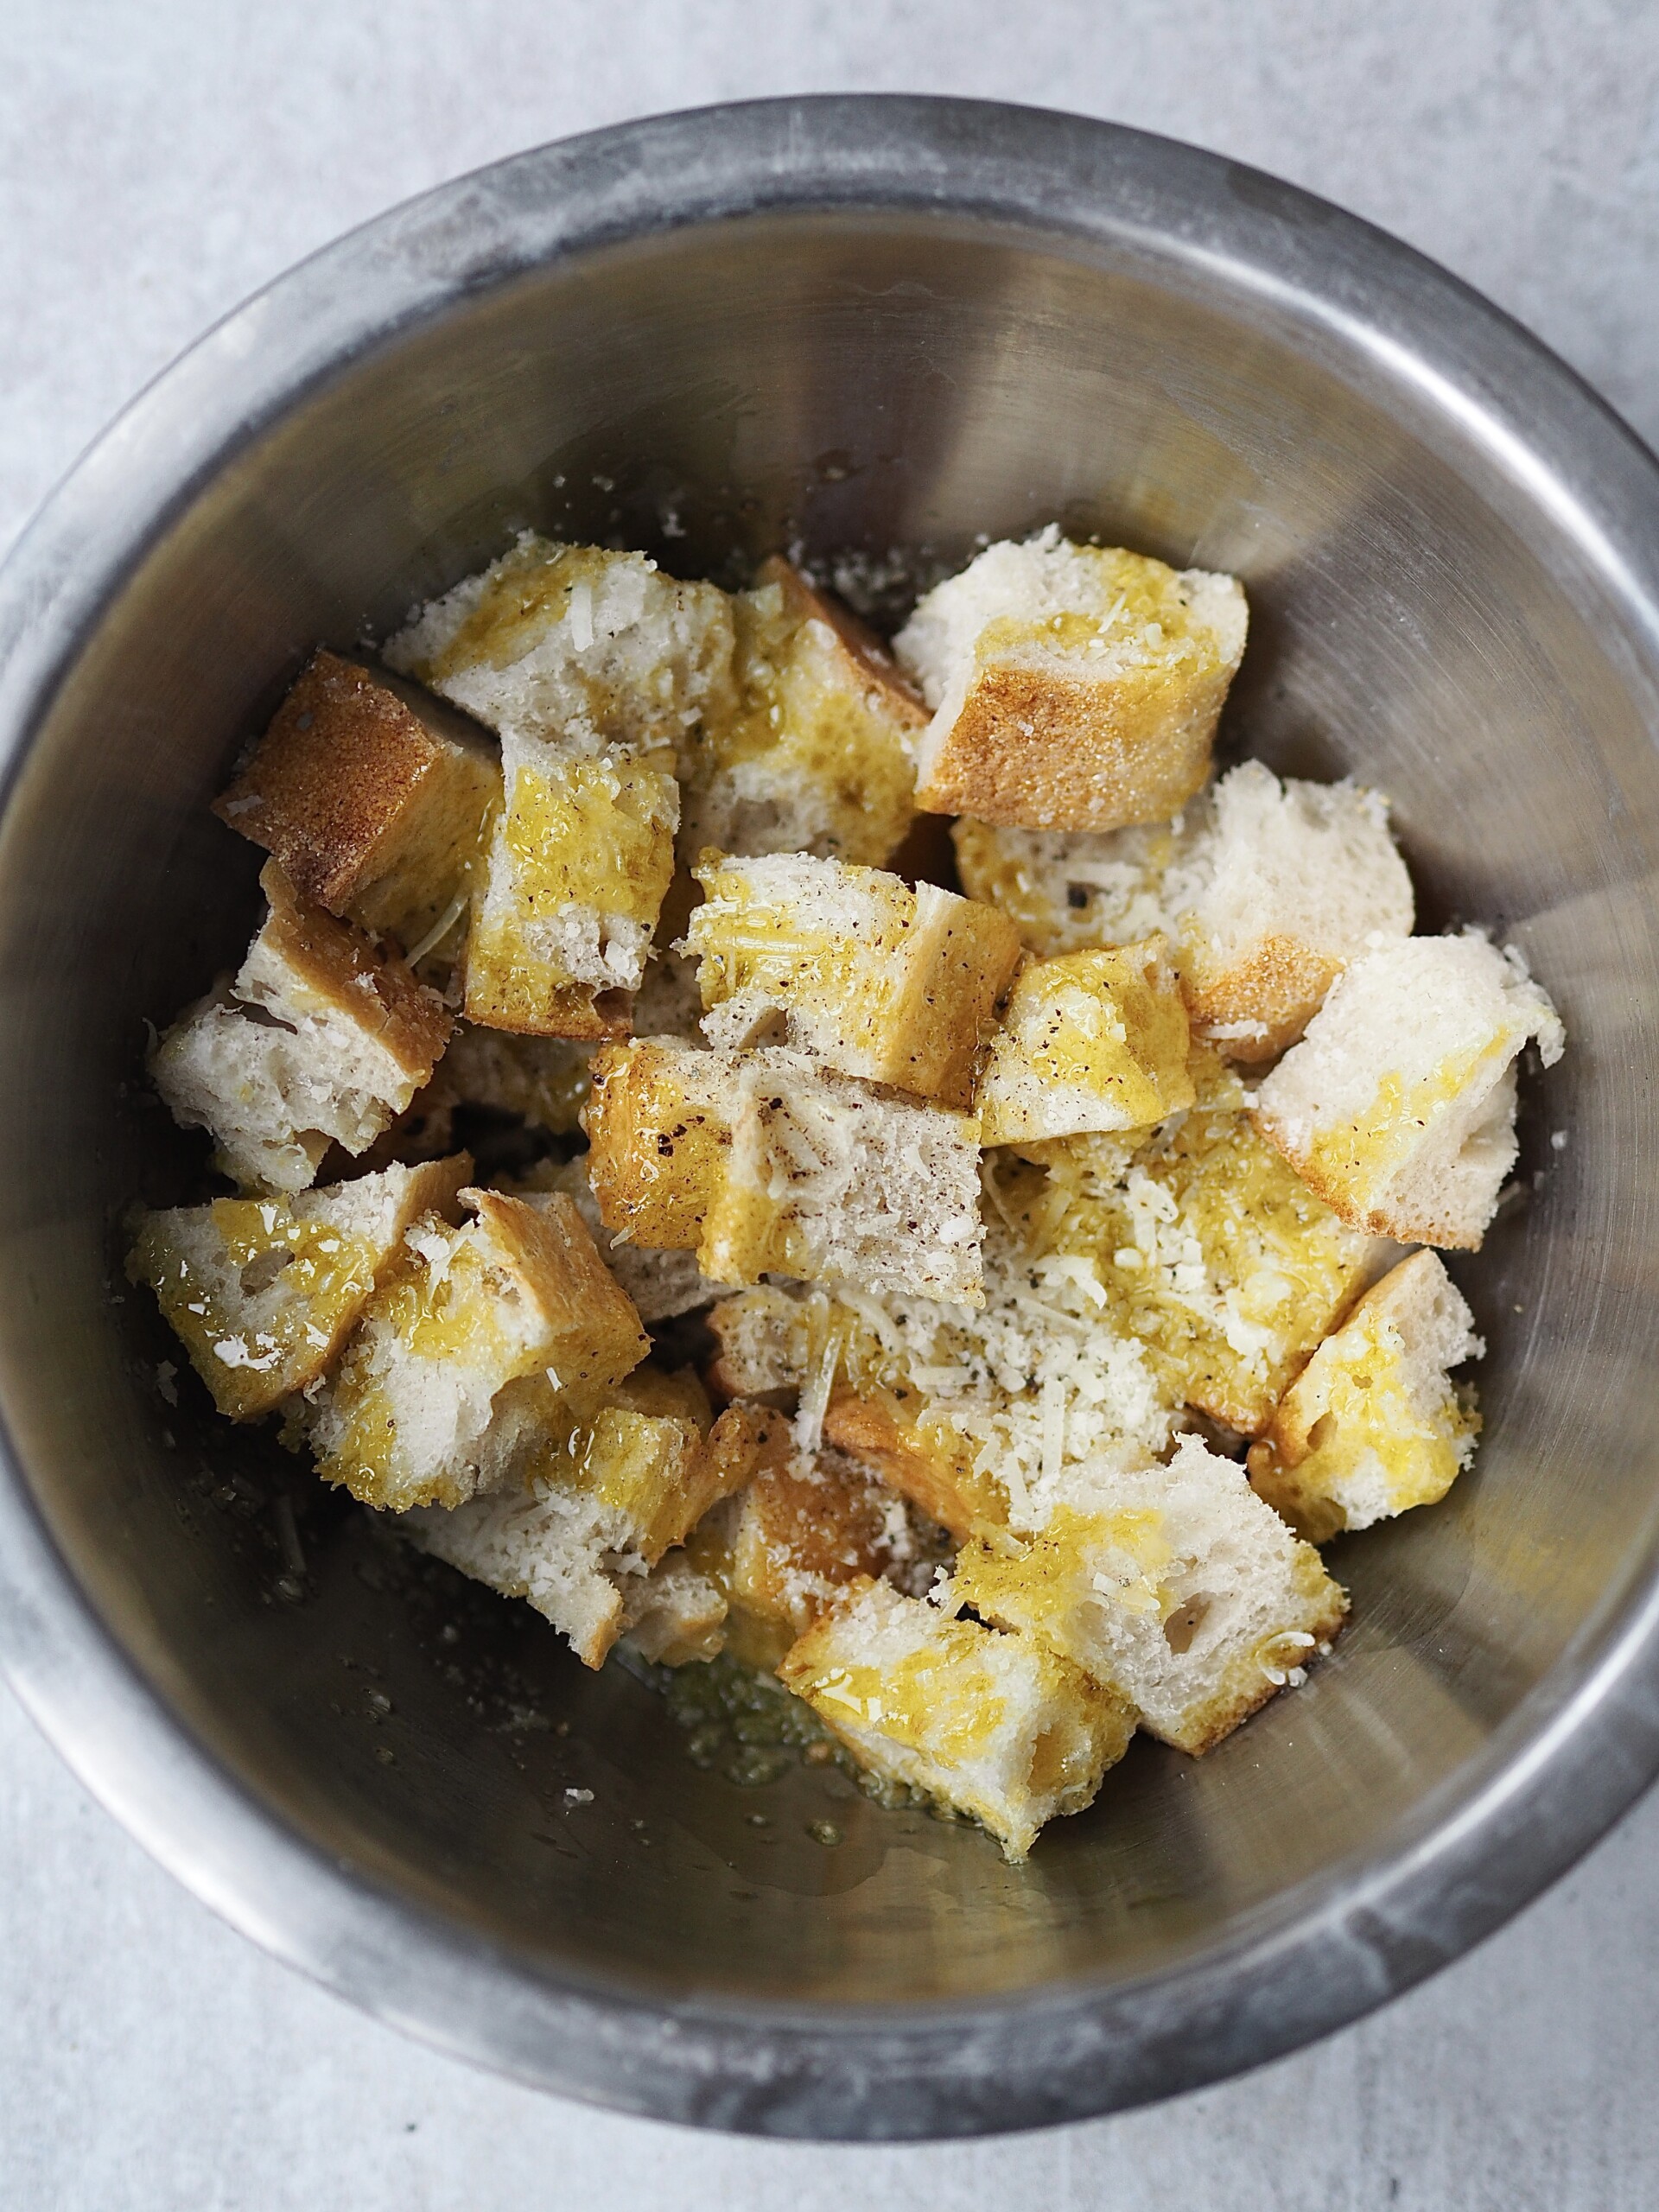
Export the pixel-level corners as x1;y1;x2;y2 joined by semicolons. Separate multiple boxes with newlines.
755;556;929;727
916;658;1218;831
217;651;499;942
255;861;452;1078
583;1042;733;1249
821;1389;1007;1541
1184;934;1344;1063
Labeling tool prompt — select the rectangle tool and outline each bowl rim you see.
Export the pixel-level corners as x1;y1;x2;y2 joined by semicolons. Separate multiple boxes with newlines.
3;92;1659;2140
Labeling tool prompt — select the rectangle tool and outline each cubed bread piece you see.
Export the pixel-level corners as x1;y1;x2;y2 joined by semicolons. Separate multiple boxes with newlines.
953;815;1185;957
406;1389;779;1667
894;530;1248;831
1248;1250;1484;1542
687;1442;929;1667
620;1554;730;1666
977;940;1194;1143
308;1188;648;1511
1252;931;1566;1249
779;1577;1135;1861
678;556;923;867
952;1434;1347;1754
384;534;736;755
818;1389;1015;1545
150;861;453;1192
686;849;1021;1105
584;1040;985;1303
127;1154;471;1420
462;730;677;1034
997;1115;1386;1434
527;1392;779;1566
213;649;500;955
1156;763;1414;1059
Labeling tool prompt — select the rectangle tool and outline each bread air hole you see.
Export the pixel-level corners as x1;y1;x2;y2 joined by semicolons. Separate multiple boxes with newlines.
1162;1595;1211;1655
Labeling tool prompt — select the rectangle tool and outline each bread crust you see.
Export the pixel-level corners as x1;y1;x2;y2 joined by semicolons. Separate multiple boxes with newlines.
216;651;499;944
916;658;1218;831
252;860;453;1079
821;1389;1007;1540
1183;934;1342;1064
1249;1124;1485;1251
583;1041;734;1249
755;556;929;728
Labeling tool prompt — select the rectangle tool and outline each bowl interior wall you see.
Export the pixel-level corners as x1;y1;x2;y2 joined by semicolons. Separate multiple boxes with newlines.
3;210;1656;2005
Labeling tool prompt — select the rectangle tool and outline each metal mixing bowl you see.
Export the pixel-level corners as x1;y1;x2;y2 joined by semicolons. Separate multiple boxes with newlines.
2;96;1656;2140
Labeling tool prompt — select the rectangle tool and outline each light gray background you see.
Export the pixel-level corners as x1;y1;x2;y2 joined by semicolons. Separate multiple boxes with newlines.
3;3;1656;2205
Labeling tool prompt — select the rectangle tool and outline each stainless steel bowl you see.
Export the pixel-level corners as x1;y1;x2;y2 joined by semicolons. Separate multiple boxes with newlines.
2;96;1657;2140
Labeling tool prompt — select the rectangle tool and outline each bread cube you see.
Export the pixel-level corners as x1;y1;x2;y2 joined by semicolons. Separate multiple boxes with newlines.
686;849;1021;1105
524;1391;779;1567
1160;764;1414;1059
1252;931;1566;1249
584;1040;984;1303
127;1154;470;1421
953;815;1185;957
818;1390;1014;1545
150;861;452;1192
384;534;736;756
1003;1111;1383;1434
308;1188;648;1511
976;941;1194;1144
686;1442;926;1666
462;732;677;1035
407;1388;779;1667
952;1435;1347;1754
894;530;1247;831
620;1554;730;1666
582;1039;734;1251
779;1577;1135;1860
213;649;500;956
679;556;923;867
1248;1250;1483;1542
406;1469;635;1668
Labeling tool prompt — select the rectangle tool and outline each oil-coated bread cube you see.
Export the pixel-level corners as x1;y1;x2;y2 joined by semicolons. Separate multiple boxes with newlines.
779;1577;1135;1861
308;1188;648;1511
213;649;500;955
895;530;1247;831
1248;1250;1483;1541
462;731;677;1033
976;940;1194;1143
584;1040;985;1304
679;556;923;867
408;1389;781;1667
150;861;452;1192
1252;931;1565;1248
951;1434;1347;1753
384;535;735;757
687;1442;932;1666
127;1154;471;1420
955;764;1414;1060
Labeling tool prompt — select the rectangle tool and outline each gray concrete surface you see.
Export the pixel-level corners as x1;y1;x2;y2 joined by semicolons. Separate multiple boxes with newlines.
3;3;1656;2204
